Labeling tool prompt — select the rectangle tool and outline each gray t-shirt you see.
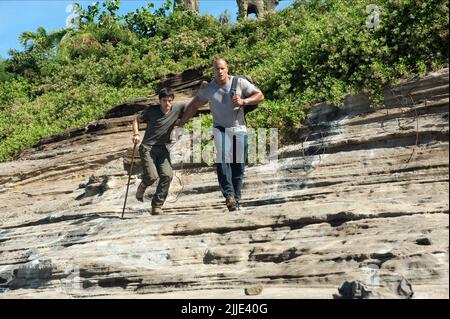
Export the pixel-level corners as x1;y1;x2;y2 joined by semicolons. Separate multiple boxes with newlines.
197;76;259;129
138;103;185;146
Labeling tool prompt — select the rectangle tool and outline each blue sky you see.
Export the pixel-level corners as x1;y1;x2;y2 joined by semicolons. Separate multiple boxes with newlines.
0;0;294;59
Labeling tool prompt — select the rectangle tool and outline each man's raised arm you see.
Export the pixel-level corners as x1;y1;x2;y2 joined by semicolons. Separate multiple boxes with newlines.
178;95;208;127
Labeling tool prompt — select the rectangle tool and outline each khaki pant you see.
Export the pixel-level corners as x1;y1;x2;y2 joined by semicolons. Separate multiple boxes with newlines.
139;144;173;208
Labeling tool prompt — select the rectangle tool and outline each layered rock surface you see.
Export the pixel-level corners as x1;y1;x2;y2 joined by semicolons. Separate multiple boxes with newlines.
0;68;448;298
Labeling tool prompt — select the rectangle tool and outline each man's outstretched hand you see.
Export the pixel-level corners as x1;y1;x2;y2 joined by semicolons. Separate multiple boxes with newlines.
200;80;209;89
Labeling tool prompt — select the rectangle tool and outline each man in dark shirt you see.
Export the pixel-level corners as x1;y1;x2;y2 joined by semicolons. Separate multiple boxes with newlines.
178;58;264;212
132;88;185;215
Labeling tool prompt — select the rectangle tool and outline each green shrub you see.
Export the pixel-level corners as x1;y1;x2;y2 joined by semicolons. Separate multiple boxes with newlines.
0;0;448;161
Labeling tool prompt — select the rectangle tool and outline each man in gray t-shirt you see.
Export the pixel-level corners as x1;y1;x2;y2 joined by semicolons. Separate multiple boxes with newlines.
132;88;185;215
178;58;265;212
197;74;258;129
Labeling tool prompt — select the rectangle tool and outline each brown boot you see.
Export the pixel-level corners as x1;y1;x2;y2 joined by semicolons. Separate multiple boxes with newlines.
135;182;147;202
226;195;237;212
151;206;163;215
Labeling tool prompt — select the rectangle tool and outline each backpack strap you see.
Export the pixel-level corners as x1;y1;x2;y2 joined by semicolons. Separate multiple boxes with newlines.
230;75;239;97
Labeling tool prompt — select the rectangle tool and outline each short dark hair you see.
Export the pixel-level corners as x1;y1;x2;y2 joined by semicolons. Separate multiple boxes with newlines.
158;88;174;100
213;57;227;66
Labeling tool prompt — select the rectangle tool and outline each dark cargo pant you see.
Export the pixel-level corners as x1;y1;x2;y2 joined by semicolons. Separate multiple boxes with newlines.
138;144;173;208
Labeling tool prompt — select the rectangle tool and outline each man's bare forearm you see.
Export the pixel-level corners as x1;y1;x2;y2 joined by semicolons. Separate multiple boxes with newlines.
132;117;140;135
246;91;264;105
178;96;207;127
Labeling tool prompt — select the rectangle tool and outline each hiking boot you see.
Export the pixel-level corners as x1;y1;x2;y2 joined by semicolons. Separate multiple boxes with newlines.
226;195;237;212
135;182;147;202
151;206;163;215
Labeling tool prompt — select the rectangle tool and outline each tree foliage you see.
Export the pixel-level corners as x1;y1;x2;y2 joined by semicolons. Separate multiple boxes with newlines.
0;0;448;161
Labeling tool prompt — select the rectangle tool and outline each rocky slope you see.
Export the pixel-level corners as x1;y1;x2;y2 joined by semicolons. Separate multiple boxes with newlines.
0;68;448;298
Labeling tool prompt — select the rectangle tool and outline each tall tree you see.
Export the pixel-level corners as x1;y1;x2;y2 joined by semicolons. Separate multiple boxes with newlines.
173;0;199;12
19;27;67;53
